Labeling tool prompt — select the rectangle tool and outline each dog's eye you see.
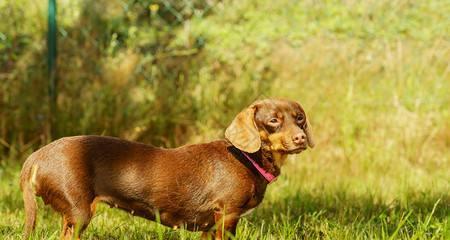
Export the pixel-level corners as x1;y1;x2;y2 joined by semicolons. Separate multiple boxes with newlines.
269;118;279;124
296;114;304;122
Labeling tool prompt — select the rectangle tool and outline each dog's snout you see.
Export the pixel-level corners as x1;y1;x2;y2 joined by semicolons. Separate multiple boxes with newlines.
292;132;306;145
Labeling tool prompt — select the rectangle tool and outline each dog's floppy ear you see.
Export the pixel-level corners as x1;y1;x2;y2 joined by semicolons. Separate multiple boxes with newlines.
225;105;261;153
305;117;315;148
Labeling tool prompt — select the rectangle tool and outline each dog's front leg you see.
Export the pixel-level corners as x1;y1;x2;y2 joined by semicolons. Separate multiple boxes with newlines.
213;211;240;240
201;231;215;240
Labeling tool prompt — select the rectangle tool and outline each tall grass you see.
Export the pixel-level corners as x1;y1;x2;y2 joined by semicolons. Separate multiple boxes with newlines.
0;0;449;239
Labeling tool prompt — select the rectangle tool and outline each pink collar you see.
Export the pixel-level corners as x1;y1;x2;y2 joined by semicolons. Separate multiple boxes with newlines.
241;151;277;183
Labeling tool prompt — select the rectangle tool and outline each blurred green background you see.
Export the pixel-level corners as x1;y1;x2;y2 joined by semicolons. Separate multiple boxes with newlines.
0;0;449;239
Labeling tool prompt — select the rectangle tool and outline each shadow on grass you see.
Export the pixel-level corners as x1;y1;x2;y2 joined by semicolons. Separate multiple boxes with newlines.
245;189;449;238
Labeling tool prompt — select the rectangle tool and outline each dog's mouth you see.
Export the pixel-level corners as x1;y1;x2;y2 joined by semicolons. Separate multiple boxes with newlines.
266;139;308;154
284;146;307;154
276;140;308;154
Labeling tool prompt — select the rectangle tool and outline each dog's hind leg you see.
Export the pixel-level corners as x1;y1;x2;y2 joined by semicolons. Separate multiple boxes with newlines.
59;191;95;240
60;205;93;240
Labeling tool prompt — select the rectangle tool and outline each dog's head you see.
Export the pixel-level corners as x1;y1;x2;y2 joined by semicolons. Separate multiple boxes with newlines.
225;99;314;154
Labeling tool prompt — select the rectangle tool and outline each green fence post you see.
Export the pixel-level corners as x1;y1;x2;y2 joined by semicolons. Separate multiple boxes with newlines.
48;0;57;138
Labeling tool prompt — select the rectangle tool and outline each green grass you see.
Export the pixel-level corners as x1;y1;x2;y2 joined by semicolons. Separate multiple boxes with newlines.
0;152;448;239
1;0;450;239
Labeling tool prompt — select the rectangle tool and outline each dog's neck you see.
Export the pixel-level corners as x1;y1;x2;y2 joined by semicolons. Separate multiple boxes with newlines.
227;142;285;182
247;146;284;179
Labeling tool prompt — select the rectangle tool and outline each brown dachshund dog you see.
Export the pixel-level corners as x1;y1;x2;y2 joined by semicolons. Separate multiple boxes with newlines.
20;99;314;239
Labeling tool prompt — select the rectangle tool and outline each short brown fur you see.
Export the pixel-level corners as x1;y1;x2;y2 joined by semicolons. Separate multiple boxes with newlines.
20;99;314;239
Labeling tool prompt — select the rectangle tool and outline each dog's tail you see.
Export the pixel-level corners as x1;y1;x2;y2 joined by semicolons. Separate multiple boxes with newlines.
20;159;38;240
